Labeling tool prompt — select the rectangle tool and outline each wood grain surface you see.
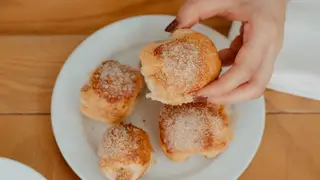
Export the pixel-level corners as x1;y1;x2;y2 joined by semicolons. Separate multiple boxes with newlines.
1;36;320;114
1;35;320;180
240;114;320;180
1;115;319;180
0;115;79;180
0;0;230;35
0;0;319;179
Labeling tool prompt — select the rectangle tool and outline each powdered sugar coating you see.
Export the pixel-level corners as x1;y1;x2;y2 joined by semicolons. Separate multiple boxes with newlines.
98;124;151;164
159;102;229;152
154;39;205;93
98;124;153;180
82;60;139;103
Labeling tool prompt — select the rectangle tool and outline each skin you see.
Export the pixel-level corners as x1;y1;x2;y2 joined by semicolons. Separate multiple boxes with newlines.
166;0;287;104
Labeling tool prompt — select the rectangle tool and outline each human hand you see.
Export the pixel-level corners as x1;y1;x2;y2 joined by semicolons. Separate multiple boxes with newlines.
165;0;287;104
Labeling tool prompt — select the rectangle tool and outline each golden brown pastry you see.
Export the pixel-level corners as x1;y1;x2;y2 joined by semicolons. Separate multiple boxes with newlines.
98;124;153;180
140;29;221;105
159;102;232;162
80;60;143;124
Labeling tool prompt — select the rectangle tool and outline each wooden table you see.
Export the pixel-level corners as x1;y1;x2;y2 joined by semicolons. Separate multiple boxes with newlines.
1;1;320;180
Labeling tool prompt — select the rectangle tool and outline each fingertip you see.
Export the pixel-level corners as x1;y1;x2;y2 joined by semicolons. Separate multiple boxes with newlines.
207;98;229;105
175;0;232;29
218;48;231;59
196;83;216;99
207;82;265;105
193;96;208;103
176;0;226;28
207;98;222;105
165;18;179;33
177;4;199;28
207;94;239;105
195;91;208;100
219;48;236;66
230;35;243;53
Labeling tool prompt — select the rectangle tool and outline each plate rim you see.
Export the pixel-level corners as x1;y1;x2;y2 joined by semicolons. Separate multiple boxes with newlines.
51;14;266;180
0;157;47;180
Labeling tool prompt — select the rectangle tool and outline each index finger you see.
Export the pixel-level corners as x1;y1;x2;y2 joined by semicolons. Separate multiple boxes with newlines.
197;21;270;98
164;0;231;32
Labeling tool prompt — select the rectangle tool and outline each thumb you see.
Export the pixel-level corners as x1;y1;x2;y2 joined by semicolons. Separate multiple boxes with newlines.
166;0;231;32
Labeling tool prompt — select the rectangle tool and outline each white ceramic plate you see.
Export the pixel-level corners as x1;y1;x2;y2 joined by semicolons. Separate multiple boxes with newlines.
0;158;46;180
51;15;265;180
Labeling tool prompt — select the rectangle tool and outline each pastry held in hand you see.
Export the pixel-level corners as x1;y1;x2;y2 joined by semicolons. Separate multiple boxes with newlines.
98;124;153;180
159;102;232;162
80;60;143;124
140;29;221;105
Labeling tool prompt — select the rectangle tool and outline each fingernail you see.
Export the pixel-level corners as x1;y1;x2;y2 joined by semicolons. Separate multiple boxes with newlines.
193;96;208;103
165;18;179;33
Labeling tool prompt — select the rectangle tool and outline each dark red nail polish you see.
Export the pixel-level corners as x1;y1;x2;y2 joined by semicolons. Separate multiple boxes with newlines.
193;96;208;103
165;19;179;33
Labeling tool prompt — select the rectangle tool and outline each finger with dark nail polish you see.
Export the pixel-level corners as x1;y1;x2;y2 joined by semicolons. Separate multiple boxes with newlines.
165;19;179;33
193;96;208;103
